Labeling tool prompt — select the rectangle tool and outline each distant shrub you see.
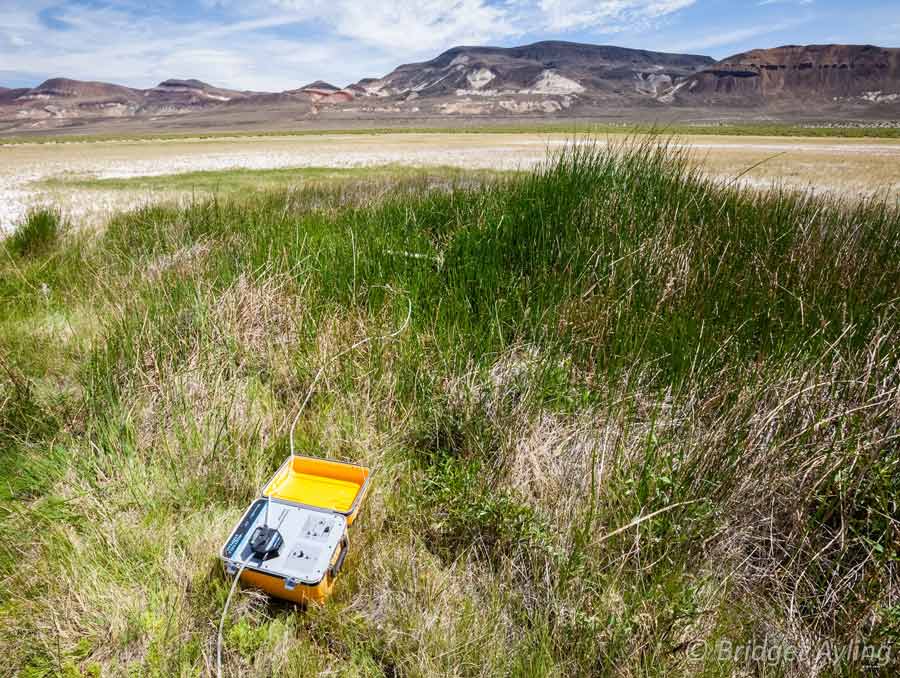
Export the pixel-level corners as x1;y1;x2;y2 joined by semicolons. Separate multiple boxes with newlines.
7;207;64;257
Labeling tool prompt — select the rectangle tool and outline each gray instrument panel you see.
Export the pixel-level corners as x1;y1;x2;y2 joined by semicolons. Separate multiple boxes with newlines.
224;498;347;585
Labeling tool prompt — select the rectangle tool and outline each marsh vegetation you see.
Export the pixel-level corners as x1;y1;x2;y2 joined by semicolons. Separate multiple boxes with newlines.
1;140;898;676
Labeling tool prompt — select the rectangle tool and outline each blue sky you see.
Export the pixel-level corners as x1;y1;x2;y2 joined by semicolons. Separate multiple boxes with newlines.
1;0;898;91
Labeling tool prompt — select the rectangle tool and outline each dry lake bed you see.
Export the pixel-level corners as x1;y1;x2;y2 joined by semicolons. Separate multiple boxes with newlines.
2;131;899;233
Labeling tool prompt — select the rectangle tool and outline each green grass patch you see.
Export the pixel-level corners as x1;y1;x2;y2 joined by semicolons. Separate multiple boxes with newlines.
3;120;899;146
38;164;509;194
1;137;898;676
4;207;64;258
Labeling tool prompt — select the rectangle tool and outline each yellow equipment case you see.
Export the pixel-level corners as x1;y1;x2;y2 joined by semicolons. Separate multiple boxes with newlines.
220;455;370;604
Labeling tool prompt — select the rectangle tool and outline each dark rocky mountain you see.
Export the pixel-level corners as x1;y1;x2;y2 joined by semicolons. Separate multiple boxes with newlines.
1;42;898;134
7;78;144;122
24;77;140;101
298;80;340;92
1;77;266;125
352;41;714;103
144;79;259;112
151;79;252;100
288;80;353;102
678;44;900;106
0;87;29;105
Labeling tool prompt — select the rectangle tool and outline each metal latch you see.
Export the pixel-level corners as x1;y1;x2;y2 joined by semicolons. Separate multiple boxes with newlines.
284;577;301;591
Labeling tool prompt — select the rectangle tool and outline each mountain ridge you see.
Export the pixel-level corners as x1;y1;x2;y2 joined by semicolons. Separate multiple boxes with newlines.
679;44;900;105
2;41;899;133
349;41;714;103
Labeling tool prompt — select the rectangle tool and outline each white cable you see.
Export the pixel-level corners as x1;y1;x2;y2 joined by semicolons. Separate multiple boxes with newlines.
216;289;411;678
217;563;245;678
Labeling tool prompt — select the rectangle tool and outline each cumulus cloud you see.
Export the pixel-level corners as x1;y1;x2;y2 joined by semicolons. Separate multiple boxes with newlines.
260;0;697;44
2;0;709;89
265;0;516;52
0;0;810;90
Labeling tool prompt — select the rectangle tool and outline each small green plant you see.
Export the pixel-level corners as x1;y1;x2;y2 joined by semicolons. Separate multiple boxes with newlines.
413;455;550;561
7;207;63;258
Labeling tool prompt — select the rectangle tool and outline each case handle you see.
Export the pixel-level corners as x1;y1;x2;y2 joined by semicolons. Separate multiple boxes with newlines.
329;536;350;578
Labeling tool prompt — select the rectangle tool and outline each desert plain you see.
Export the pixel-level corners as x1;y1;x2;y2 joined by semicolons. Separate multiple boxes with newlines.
3;130;899;233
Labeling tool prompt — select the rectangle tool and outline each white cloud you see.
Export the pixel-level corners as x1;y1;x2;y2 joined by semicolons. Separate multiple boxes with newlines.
0;2;360;90
261;0;517;52
0;0;701;90
332;0;516;52
663;18;806;52
536;0;695;32
3;33;29;48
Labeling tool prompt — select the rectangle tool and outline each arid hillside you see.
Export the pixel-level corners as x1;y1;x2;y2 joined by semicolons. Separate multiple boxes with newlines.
680;44;900;107
347;41;714;111
2;41;899;135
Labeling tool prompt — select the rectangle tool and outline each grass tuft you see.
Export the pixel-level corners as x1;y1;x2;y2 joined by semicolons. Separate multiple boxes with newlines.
6;207;65;258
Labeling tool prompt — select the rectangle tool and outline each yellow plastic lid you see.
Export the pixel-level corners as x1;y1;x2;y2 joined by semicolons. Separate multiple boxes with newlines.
263;455;370;518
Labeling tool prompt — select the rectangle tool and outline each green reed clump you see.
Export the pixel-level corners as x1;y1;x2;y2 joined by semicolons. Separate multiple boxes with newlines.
6;207;64;258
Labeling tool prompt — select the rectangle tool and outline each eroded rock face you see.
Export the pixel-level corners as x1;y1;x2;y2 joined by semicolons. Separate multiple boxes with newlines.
680;45;900;103
351;41;714;102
